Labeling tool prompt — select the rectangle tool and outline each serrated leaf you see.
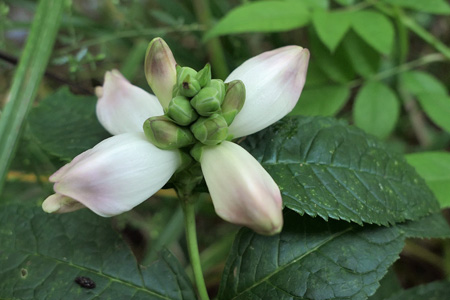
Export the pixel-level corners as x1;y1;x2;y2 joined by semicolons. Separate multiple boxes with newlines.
204;1;310;40
28;87;110;160
342;30;380;78
218;211;405;300
368;269;402;300
309;27;356;83
383;280;450;300
416;93;450;133
353;81;400;139
352;11;394;54
243;116;440;225
382;0;450;15
400;71;447;96
0;204;196;300
290;85;350;116
312;10;351;52
396;212;450;239
406;152;450;207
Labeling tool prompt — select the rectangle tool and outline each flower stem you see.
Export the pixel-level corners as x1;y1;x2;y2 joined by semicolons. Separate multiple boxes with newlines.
182;197;210;300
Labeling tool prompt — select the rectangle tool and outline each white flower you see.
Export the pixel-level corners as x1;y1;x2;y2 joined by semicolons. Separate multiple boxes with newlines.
43;39;309;235
200;141;283;235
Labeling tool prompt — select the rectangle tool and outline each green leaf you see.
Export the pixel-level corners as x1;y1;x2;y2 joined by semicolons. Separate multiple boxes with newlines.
290;85;350;116
312;10;352;51
334;0;355;5
406;152;450;208
416;93;450;133
0;203;196;300
383;280;450;300
243;116;440;225
301;0;329;10
28;87;110;160
204;1;310;40
218;211;405;299
397;212;450;239
353;81;400;139
309;27;356;83
383;0;450;15
352;11;394;54
342;30;381;78
368;269;402;300
400;71;447;96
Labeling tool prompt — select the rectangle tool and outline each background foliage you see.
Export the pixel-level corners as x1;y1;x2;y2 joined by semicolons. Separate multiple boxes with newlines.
1;0;450;299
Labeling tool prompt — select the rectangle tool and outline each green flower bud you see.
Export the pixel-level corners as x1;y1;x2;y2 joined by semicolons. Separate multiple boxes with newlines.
143;116;195;150
167;96;198;126
196;63;211;87
177;67;201;97
190;143;204;162
191;87;223;117
207;79;226;102
190;114;229;145
221;80;246;125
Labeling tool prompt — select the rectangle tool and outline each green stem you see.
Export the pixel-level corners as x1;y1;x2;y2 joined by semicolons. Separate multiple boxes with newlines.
403;240;444;270
192;0;229;79
347;52;445;88
182;197;210;300
0;0;64;195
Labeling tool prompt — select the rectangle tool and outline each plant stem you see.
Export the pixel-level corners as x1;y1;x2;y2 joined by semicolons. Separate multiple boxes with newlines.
192;0;229;79
182;197;210;300
0;0;64;195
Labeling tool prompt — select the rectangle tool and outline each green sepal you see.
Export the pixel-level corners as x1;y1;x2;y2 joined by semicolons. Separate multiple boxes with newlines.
190;143;204;162
143;115;195;150
167;96;199;126
190;87;223;116
190;114;229;145
196;63;212;87
207;79;226;102
222;80;246;125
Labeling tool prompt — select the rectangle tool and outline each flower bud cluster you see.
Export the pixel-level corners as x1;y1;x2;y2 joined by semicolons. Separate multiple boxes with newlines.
143;64;246;156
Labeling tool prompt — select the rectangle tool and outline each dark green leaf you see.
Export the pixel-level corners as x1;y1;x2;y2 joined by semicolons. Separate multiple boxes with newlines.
290;85;350;116
400;71;447;96
218;211;405;299
383;0;450;15
396;212;450;239
204;1;310;40
406;152;450;208
353;81;400;139
243;116;440;225
342;30;381;78
312;10;352;51
368;269;402;300
383;280;450;300
0;203;196;300
416;93;450;133
352;11;394;54
28;87;111;160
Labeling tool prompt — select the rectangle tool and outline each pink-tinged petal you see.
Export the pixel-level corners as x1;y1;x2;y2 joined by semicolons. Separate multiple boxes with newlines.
48;132;181;217
42;194;85;214
145;38;177;109
226;46;310;138
200;141;283;235
96;70;164;135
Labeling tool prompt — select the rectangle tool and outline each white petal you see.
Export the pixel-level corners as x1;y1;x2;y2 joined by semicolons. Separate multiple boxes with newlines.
51;132;181;217
42;194;85;214
201;141;283;235
226;46;310;138
96;70;164;135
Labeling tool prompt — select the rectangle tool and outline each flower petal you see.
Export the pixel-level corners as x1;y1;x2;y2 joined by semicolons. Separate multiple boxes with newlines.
42;194;85;214
96;70;164;135
50;132;181;217
145;38;177;109
226;46;310;138
200;141;283;235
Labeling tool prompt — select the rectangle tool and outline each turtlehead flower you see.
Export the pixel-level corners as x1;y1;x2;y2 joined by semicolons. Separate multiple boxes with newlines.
42;38;309;235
